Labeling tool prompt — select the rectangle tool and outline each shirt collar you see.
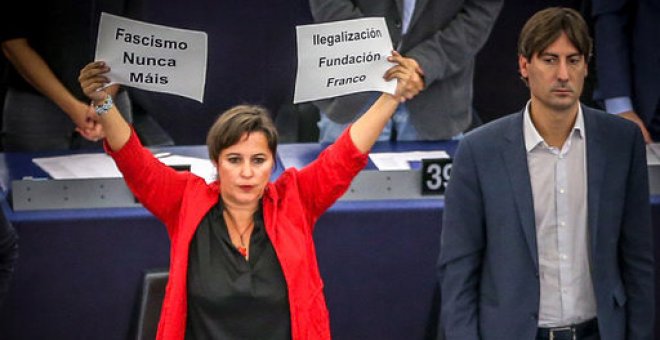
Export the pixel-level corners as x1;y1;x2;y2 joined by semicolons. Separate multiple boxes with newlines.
523;100;585;152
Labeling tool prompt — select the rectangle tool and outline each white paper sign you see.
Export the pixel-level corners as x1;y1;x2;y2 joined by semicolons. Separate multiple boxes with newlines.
294;17;396;103
95;12;208;102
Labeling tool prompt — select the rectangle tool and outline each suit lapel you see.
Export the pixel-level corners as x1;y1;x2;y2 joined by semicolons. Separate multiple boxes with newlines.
395;0;403;18
409;0;429;30
502;112;539;270
584;108;605;258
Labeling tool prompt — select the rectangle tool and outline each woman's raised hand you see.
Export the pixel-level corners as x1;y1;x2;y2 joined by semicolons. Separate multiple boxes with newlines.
78;61;112;104
77;61;132;151
384;51;425;103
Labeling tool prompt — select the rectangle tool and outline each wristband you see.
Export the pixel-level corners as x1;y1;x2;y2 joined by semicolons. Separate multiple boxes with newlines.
94;94;113;116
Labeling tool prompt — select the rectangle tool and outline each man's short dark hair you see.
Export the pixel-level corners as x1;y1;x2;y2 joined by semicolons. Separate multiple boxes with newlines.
518;7;592;61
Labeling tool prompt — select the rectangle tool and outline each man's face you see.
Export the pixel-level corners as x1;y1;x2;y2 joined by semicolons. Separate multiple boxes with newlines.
519;31;588;114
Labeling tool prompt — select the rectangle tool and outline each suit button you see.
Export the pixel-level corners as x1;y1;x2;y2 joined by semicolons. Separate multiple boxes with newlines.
535;272;539;278
530;313;538;320
394;20;402;29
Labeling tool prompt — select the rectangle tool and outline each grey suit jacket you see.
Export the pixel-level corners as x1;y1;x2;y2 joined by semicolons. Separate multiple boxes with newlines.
308;0;503;140
438;106;654;339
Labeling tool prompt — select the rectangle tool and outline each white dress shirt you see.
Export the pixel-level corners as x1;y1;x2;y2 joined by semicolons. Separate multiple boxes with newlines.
523;102;597;327
402;0;416;35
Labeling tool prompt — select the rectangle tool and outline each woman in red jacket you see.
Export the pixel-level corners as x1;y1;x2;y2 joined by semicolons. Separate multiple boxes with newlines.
78;52;422;340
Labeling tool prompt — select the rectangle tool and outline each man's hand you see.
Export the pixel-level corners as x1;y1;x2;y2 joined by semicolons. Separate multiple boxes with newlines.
75;104;106;142
618;110;653;144
399;55;425;87
385;51;424;102
66;100;105;142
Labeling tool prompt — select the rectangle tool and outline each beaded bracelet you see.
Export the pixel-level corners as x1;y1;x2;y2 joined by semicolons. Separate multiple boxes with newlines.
94;94;114;116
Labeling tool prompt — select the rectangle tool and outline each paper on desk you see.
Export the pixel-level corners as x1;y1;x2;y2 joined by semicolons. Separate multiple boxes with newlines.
33;153;216;183
158;155;216;183
33;154;122;179
648;143;660;161
369;150;449;171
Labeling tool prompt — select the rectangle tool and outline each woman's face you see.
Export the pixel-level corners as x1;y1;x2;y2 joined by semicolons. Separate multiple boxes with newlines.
215;131;274;208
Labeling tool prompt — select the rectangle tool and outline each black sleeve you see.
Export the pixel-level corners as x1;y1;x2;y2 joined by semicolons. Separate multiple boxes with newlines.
0;0;32;43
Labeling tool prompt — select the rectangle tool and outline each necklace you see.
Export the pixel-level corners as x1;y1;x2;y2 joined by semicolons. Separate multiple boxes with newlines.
223;210;254;258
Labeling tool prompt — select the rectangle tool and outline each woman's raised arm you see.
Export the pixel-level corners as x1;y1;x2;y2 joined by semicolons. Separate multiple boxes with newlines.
349;51;424;153
78;61;132;151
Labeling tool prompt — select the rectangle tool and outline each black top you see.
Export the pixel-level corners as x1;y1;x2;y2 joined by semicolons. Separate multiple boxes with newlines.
185;201;291;340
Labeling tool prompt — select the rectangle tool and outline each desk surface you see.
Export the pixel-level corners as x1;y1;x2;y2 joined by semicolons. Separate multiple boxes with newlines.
0;140;457;189
278;140;458;170
0;145;210;193
0;140;457;213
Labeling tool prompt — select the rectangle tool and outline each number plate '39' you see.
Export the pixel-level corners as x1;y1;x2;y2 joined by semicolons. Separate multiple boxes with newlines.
421;158;452;195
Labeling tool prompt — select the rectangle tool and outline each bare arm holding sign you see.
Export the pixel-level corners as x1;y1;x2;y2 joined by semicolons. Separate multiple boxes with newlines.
1;38;119;143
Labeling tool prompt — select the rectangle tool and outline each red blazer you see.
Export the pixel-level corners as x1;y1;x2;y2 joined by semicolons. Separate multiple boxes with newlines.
108;127;368;340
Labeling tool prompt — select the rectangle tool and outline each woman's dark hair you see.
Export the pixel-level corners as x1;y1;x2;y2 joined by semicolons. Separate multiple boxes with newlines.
206;105;278;162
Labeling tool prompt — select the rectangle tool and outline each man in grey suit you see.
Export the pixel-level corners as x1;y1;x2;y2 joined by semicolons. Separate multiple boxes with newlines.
439;7;654;340
309;0;503;142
